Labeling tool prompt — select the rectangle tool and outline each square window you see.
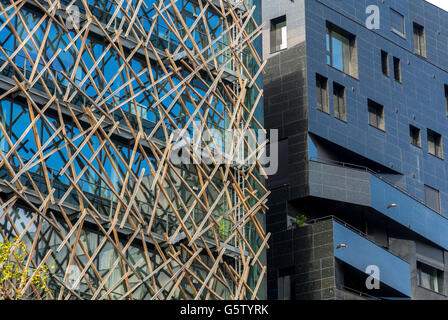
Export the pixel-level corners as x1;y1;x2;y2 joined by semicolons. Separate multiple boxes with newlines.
413;23;426;57
417;261;443;293
271;16;287;53
381;50;389;77
410;125;421;147
333;82;346;121
326;22;358;78
368;99;385;131
391;9;405;37
316;74;329;113
393;57;402;82
427;129;443;159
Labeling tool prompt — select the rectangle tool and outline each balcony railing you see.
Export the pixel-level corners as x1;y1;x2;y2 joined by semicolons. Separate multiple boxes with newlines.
335;285;381;300
309;157;444;217
291;215;408;263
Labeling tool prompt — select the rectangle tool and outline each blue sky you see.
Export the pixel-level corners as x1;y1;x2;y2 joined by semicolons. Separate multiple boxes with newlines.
427;0;448;11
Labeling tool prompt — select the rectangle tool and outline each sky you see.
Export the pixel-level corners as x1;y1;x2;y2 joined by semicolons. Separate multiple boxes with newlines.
427;0;448;11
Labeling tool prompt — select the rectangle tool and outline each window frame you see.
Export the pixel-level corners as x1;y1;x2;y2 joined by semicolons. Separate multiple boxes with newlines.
278;267;294;300
368;99;385;131
316;74;329;114
390;9;406;38
410;125;422;148
270;15;287;53
393;56;402;83
333;82;346;122
381;50;390;77
417;262;443;294
413;22;426;57
326;22;358;78
427;129;443;159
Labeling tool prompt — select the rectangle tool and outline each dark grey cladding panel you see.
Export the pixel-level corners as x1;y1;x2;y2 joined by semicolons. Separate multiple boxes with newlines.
414;286;448;300
416;241;445;270
308;161;370;206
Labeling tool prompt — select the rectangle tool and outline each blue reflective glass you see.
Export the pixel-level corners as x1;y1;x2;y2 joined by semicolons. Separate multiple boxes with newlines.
331;36;344;71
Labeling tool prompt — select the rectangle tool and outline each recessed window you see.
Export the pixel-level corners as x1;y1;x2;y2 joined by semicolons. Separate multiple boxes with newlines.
278;267;294;300
368;99;385;131
444;84;448;117
333;82;346;121
427;129;443;159
417;261;443;293
391;9;405;38
410;125;421;147
326;22;358;78
271;16;287;53
381;50;389;77
428;129;443;158
393;57;402;82
316;74;329;113
425;185;441;213
413;23;426;57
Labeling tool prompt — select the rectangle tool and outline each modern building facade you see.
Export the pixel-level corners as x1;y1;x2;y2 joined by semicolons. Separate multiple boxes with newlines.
264;0;448;300
0;0;267;300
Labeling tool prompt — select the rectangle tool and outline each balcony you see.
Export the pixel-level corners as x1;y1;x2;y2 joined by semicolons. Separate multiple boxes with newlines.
308;159;448;250
332;218;411;298
289;217;411;299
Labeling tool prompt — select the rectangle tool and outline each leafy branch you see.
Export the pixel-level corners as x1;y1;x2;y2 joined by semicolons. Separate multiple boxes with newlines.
0;238;53;300
295;215;308;228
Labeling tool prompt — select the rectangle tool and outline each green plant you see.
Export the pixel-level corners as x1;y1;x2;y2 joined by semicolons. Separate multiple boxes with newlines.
0;238;53;300
219;219;232;240
295;215;308;228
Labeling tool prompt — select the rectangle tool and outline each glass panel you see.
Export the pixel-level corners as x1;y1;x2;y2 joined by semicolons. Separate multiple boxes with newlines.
271;17;287;52
279;22;287;50
433;269;439;293
391;10;405;36
278;275;291;300
414;29;420;54
317;85;323;109
316;76;328;112
334;85;345;120
420;270;431;290
418;263;440;293
394;58;401;81
428;137;435;155
381;51;389;76
331;33;344;71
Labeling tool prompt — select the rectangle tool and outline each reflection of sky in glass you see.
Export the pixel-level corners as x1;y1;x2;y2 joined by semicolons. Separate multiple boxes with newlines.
332;37;344;71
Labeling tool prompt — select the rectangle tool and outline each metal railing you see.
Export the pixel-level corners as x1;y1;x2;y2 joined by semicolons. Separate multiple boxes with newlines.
291;215;408;263
335;285;381;300
309;157;445;217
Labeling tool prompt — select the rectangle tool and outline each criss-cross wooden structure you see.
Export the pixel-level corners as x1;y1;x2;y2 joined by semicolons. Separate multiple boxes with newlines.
0;0;268;300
